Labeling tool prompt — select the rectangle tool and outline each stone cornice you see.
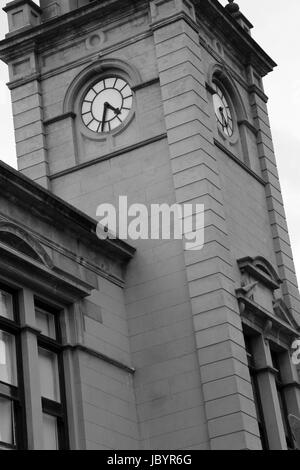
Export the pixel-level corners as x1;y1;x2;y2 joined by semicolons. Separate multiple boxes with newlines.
150;10;199;35
0;213;125;288
49;133;168;180
64;344;135;374
0;0;276;77
3;0;42;14
194;0;277;77
237;295;300;341
249;84;269;103
237;119;258;137
0;242;93;304
7;72;41;90
0;0;148;63
214;139;266;186
0;160;136;263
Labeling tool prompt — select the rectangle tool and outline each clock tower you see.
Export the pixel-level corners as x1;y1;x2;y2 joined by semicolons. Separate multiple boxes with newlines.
1;0;300;450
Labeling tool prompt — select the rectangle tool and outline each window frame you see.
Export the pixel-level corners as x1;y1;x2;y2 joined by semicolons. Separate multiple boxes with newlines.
244;333;269;450
270;347;295;450
35;299;69;450
0;282;27;450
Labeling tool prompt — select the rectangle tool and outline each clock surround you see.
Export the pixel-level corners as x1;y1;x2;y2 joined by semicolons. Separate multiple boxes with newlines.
81;76;133;134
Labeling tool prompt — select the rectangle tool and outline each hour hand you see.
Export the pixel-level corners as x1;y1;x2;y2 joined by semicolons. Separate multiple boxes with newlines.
105;102;121;115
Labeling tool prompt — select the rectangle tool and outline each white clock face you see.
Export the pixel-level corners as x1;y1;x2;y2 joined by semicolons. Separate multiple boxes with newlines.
81;77;133;133
212;83;234;137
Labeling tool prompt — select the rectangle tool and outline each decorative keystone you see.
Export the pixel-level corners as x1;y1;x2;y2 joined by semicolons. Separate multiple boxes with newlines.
4;0;42;34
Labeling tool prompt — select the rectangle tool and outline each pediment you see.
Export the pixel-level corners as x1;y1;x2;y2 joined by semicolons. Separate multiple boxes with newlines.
237;256;282;291
273;298;299;331
0;221;54;269
236;256;299;338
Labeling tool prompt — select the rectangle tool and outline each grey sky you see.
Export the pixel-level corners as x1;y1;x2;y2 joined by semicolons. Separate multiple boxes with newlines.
0;0;299;283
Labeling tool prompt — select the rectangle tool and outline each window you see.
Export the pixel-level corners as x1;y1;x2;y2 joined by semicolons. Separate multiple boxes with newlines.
0;398;15;449
0;288;69;450
35;302;68;450
0;290;14;321
38;348;61;402
244;335;269;450
270;349;295;450
0;331;17;386
0;286;26;450
42;413;59;450
36;306;56;340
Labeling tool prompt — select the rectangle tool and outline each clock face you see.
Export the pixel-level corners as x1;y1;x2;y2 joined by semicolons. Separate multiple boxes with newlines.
212;84;234;137
81;77;133;133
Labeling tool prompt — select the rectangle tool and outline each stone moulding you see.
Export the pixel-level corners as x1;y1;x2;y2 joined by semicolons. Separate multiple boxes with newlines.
0;241;93;304
63;57;143;115
0;220;54;269
0;0;276;79
0;159;136;264
238;256;283;291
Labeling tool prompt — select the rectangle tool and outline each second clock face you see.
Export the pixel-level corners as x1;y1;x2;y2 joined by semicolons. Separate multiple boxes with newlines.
212;83;234;137
81;77;133;133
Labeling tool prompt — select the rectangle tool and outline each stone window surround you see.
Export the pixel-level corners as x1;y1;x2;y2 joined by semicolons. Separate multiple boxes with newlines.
0;232;93;449
206;64;257;169
0;282;73;450
237;256;300;450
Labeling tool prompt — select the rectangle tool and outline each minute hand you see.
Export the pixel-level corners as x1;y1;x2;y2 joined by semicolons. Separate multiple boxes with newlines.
101;102;108;132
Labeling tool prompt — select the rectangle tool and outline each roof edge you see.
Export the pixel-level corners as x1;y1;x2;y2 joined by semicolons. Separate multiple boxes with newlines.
0;160;136;262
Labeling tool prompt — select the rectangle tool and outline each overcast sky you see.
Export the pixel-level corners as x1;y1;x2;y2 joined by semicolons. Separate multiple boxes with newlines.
0;0;299;282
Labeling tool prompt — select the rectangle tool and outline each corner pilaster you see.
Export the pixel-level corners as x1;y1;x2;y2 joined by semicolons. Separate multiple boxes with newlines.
7;55;50;189
150;0;261;450
248;65;300;324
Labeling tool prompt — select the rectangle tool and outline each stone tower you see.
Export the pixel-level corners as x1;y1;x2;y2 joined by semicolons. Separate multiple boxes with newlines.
1;0;300;450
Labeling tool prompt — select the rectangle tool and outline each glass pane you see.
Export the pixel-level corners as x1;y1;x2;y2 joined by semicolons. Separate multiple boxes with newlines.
104;78;116;88
42;414;59;450
0;398;15;446
0;331;17;386
0;290;13;321
38;348;60;402
35;308;56;340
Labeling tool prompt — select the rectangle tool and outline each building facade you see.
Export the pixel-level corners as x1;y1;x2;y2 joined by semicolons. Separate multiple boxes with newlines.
0;0;299;450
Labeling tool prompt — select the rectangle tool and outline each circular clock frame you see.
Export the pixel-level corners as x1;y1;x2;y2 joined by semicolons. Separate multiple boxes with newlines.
81;76;133;134
212;83;234;138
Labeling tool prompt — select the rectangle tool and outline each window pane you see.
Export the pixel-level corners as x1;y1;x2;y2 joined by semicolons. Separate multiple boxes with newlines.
0;331;17;386
0;290;13;321
42;414;59;450
36;308;56;340
38;348;60;402
0;398;15;446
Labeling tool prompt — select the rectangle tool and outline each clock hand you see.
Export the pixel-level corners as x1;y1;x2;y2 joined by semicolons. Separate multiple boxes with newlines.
219;107;227;129
105;102;121;115
101;102;108;132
